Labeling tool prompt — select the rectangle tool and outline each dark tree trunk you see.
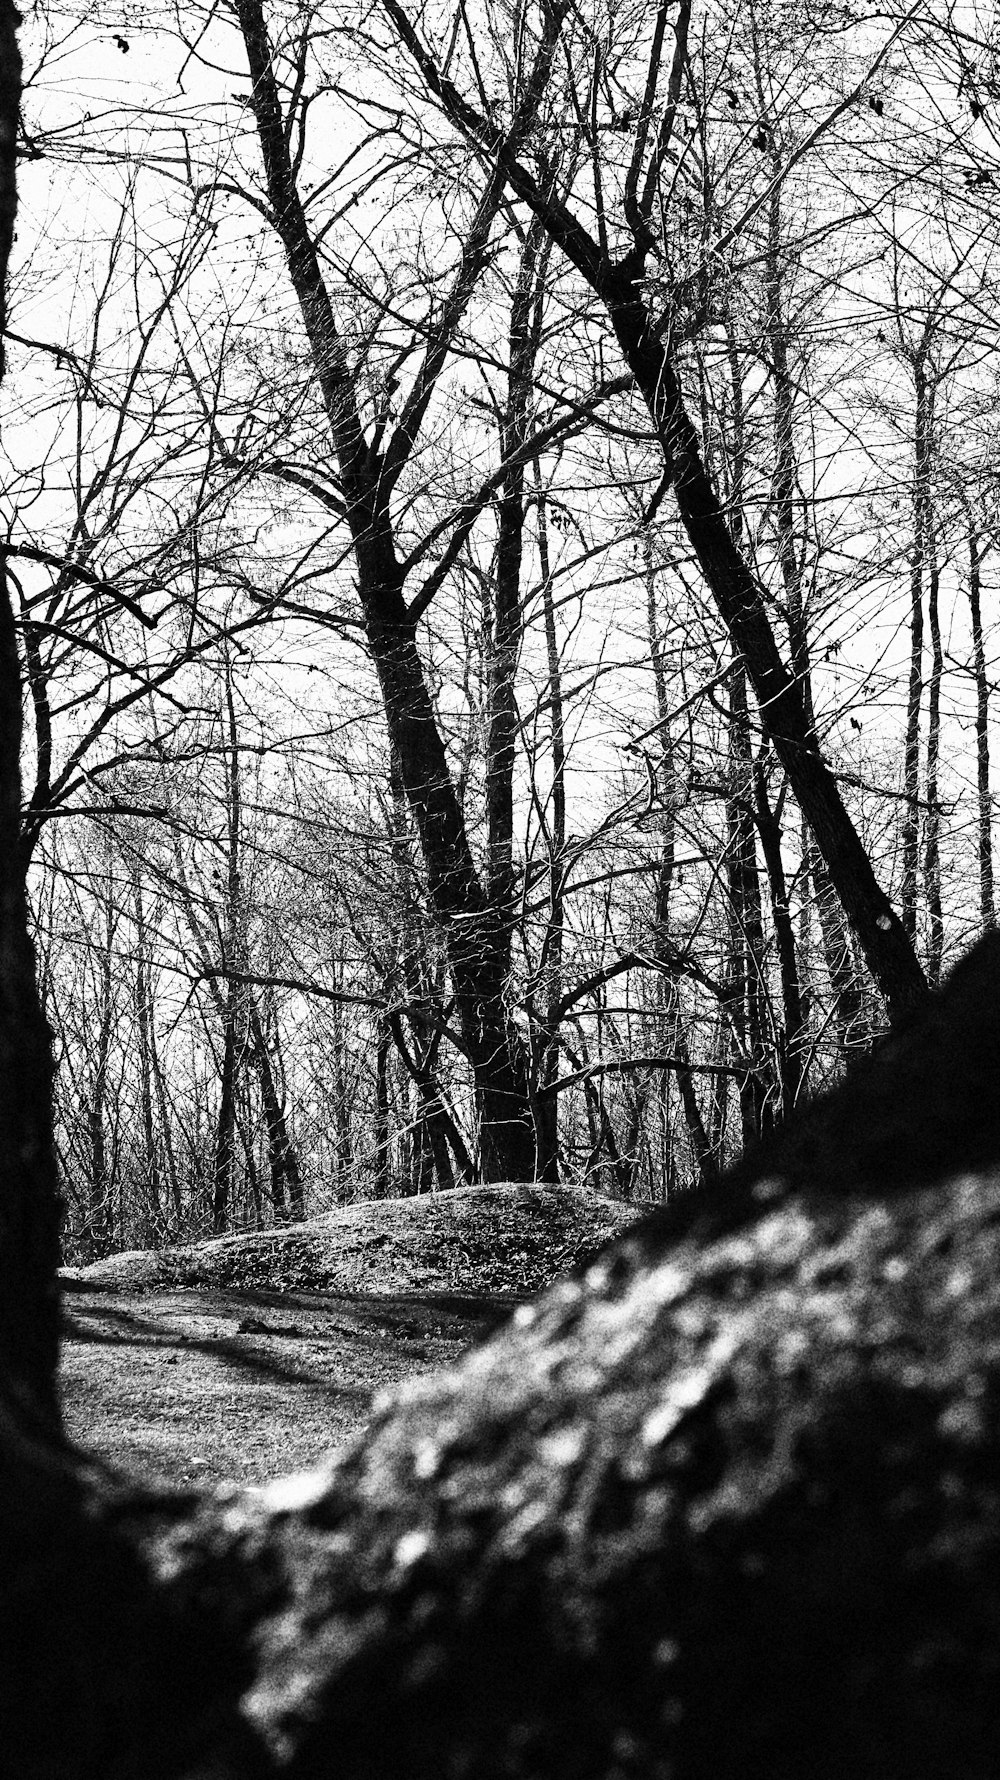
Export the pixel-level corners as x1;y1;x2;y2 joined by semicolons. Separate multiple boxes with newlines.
389;1009;473;1189
923;540;944;988
212;976;239;1234
235;0;536;1180
725;665;773;1144
530;462;566;1183
902;354;931;945
604;283;926;1019
212;667;245;1235
0;6;62;1432
249;1000;304;1221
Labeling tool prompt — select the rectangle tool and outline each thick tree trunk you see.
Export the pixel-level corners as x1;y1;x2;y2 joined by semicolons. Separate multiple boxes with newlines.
0;4;62;1432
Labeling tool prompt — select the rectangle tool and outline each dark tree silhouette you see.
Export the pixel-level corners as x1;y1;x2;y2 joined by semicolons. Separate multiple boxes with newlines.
0;0;63;1432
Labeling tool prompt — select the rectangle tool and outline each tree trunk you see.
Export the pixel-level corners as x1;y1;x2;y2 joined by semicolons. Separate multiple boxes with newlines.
132;880;164;1235
902;354;931;945
212;975;239;1234
645;530;717;1187
966;514;994;929
809;843;868;1055
0;5;62;1430
923;535;943;987
235;0;536;1179
754;765;804;1113
604;280;926;1018
373;1015;393;1197
87;903;115;1256
249;999;304;1221
212;664;246;1234
725;664;772;1144
530;461;566;1183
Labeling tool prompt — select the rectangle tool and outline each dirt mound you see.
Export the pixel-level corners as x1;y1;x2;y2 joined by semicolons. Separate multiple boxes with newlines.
60;1183;642;1298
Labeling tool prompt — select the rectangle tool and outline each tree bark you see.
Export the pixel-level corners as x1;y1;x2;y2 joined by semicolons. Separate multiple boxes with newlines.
0;1;63;1432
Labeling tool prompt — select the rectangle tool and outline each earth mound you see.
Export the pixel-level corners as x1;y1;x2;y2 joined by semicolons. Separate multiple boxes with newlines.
59;1182;643;1298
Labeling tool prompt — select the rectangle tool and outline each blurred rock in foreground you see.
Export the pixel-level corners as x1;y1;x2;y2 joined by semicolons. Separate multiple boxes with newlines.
4;937;1000;1779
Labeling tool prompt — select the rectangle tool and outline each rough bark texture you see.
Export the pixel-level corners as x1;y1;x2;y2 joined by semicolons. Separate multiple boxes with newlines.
5;936;1000;1776
0;0;63;1431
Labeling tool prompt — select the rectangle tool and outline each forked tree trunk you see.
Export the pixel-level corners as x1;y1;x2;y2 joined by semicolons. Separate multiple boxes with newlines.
235;0;537;1180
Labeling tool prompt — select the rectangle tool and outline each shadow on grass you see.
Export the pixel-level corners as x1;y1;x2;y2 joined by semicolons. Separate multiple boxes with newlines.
61;1301;379;1404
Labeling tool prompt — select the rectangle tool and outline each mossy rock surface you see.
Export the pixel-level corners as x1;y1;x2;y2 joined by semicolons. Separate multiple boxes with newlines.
59;1184;643;1297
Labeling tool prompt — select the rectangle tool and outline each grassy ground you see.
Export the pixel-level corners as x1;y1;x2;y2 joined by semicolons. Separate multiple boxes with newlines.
60;1184;643;1488
61;1284;515;1487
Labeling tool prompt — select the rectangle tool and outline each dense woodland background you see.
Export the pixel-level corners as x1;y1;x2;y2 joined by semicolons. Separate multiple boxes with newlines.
4;0;1000;1257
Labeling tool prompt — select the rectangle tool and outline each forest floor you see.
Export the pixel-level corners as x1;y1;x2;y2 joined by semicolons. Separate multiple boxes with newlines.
59;1183;642;1487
